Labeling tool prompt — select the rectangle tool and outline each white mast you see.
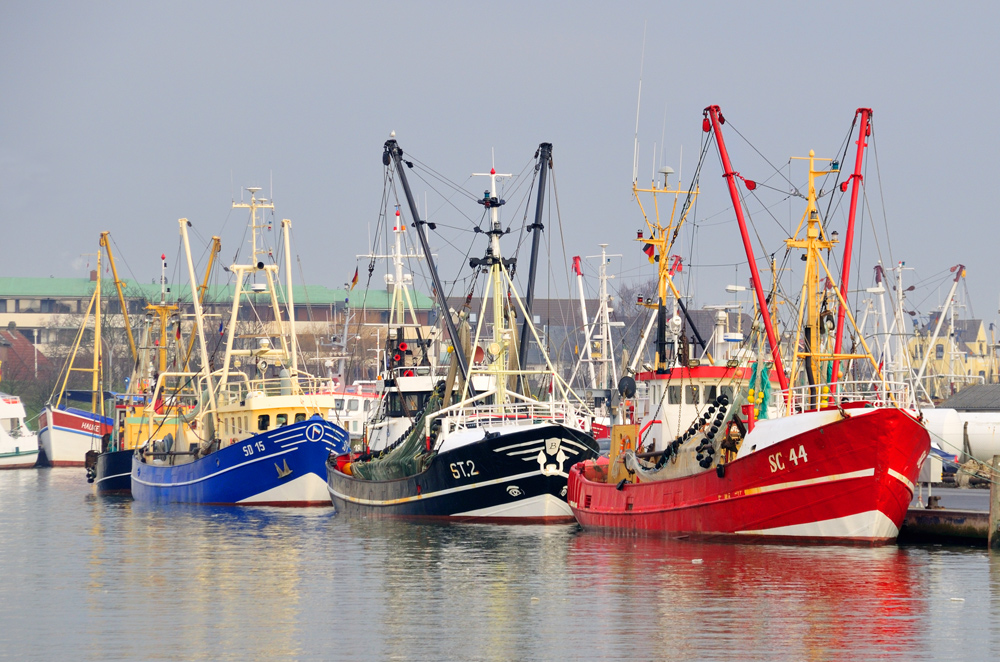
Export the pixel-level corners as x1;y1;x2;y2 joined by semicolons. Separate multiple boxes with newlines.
179;218;218;429
282;218;297;374
471;166;512;407
573;256;597;389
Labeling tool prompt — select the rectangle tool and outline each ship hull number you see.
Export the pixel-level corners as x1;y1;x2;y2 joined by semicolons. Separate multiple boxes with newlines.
769;445;809;473
243;440;267;457
450;461;480;479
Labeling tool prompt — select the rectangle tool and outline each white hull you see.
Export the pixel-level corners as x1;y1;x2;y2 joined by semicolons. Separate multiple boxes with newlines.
453;493;574;519
39;426;100;467
0;447;39;469
735;509;900;541
0;395;40;469
236;472;331;505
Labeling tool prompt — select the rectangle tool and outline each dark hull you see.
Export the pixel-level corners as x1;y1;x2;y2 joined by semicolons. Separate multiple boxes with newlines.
327;423;599;521
95;449;133;496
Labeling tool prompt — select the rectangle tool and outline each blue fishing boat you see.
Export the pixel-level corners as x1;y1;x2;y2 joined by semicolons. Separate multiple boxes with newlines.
131;190;349;506
132;416;347;505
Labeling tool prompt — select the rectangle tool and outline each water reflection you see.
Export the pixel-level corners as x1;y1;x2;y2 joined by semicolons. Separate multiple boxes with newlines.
1;470;997;661
566;533;925;660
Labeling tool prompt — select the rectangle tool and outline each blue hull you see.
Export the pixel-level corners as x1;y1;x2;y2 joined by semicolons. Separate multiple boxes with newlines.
131;418;348;506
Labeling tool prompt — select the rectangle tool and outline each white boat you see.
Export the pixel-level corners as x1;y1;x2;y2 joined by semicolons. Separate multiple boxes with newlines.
38;241;112;467
0;393;39;469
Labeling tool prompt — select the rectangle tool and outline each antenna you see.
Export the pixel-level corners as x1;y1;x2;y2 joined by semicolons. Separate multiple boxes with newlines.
659;102;668;169
631;21;647;184
270;170;273;202
678;146;684;188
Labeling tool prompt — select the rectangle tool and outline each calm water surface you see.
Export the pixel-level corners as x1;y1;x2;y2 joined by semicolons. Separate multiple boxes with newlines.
1;468;998;661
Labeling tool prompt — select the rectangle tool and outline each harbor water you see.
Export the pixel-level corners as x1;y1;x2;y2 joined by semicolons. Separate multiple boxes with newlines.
2;468;999;661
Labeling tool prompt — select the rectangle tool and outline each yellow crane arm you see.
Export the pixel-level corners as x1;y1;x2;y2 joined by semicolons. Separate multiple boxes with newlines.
100;231;137;362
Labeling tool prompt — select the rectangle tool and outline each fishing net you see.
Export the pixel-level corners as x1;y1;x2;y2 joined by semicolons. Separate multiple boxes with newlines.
350;381;446;481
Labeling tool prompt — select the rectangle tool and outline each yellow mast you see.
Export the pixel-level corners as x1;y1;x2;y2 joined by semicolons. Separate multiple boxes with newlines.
785;151;885;404
632;167;701;368
100;232;137;362
785;151;839;389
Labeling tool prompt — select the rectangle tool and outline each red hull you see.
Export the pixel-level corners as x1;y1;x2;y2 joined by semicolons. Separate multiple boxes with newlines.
568;407;929;545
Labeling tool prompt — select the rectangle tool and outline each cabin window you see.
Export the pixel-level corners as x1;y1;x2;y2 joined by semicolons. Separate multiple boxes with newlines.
335;398;346;410
705;386;718;403
295;413;306;423
258;414;270;431
936;344;944;360
387;392;429;418
667;386;681;405
276;413;288;427
348;399;360;412
685;385;701;405
223;418;229;435
719;386;734;404
364;400;371;411
980;371;986;379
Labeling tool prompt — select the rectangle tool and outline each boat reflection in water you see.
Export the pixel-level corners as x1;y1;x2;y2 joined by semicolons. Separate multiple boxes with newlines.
566;532;924;659
86;500;316;660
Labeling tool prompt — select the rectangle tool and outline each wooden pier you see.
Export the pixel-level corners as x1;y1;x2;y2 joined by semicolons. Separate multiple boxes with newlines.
898;455;1000;547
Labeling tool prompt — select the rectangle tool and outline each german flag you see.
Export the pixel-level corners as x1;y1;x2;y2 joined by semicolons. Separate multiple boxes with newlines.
642;243;658;263
350;267;359;290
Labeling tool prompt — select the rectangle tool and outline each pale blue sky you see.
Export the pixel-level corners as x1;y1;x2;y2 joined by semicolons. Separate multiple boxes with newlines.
2;1;998;326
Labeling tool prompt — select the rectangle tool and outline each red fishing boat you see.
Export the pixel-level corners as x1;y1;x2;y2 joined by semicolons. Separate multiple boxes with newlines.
568;106;930;544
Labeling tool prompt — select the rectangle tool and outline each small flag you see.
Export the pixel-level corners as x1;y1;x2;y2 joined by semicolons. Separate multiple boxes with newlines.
350;267;359;290
175;323;181;340
571;256;582;277
218;321;224;336
642;243;656;263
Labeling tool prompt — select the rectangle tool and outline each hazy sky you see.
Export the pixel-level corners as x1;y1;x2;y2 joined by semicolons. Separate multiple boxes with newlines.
3;1;998;328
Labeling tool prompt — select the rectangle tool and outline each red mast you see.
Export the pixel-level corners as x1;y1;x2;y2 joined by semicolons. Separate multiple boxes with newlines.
830;108;872;387
703;105;789;392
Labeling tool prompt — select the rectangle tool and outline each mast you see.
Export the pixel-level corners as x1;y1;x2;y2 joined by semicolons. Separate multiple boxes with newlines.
180;218;218;429
182;236;221;370
631;156;705;369
595;244;619;389
383;138;469;380
914;265;965;396
517;142;552;389
100;232;137;362
830;108;872;387
703;105;789;391
471;164;514;406
572;256;597;389
92;246;103;417
785;150;840;395
282;219;297;374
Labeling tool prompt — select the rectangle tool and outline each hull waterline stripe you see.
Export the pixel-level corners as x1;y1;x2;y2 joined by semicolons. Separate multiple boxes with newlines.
328;468;564;506
96;471;131;483
133;446;306;488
